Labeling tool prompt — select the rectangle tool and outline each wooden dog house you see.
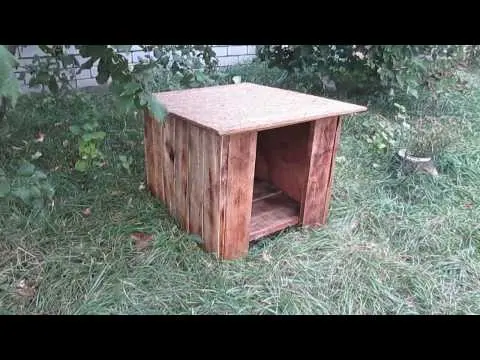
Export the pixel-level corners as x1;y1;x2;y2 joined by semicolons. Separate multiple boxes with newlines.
144;83;367;260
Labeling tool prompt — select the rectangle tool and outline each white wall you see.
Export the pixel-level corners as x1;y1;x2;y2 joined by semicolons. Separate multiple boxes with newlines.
13;45;258;91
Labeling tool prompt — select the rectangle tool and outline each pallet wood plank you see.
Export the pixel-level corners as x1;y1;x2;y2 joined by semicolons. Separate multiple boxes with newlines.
250;184;299;242
202;130;222;254
151;115;165;202
221;132;257;259
187;125;204;236
174;117;189;229
162;115;176;217
300;116;341;226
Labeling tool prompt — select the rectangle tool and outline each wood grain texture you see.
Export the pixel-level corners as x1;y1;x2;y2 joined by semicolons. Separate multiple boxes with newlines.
220;132;257;259
187;124;204;236
154;83;367;135
300;116;341;226
151;115;165;202
202;130;222;254
250;180;299;242
324;118;343;220
174;117;189;229
162;114;176;217
252;180;282;203
255;123;310;202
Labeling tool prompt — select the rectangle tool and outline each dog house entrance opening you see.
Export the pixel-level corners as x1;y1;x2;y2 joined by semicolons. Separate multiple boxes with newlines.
249;122;312;241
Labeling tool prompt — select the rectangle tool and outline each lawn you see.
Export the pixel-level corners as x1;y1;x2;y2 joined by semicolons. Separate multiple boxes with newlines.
0;63;479;315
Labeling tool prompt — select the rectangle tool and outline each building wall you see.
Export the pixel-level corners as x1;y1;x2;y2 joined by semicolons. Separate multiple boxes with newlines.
14;45;258;91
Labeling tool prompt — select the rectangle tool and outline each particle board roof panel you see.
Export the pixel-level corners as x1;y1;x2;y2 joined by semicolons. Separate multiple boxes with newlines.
154;83;367;135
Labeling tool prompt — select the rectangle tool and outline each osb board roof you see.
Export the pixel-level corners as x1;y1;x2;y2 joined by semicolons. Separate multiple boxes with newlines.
154;83;367;135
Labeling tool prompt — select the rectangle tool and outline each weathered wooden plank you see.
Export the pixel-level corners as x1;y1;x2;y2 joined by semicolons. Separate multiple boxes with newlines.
218;135;229;256
202;130;222;254
300;116;341;226
174;117;189;229
151;115;165;202
250;190;299;242
162;115;176;217
187;124;204;236
220;132;257;259
323;118;343;220
252;180;282;203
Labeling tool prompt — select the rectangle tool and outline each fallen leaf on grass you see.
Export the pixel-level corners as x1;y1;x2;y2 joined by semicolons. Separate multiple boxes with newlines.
262;251;272;263
31;151;42;160
34;132;45;143
130;232;154;250
82;208;92;216
349;219;360;233
464;203;474;209
15;279;36;299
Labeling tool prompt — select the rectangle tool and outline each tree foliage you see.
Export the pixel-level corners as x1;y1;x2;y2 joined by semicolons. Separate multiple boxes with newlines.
6;45;219;122
257;45;467;101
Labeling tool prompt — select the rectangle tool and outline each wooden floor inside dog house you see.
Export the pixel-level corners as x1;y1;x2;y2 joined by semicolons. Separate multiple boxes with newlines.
248;122;312;242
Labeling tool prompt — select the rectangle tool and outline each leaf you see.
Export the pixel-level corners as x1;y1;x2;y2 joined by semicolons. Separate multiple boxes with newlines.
0;178;10;198
69;125;82;135
47;75;59;94
408;87;419;99
78;45;108;59
34;131;45;142
17;162;36;177
61;54;77;67
78;57;99;71
15;279;36;299
31;151;42;160
33;170;47;180
120;82;142;97
148;95;167;123
75;160;88;172
11;186;31;202
130;232;154;251
96;58;111;85
81;133;93;142
91;131;106;140
194;71;208;83
82;207;91;216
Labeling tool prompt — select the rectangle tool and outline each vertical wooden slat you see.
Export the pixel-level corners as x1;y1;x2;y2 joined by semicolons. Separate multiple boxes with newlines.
300;116;341;226
218;135;229;255
324;118;343;218
162;116;176;217
187;125;204;236
173;118;189;229
220;131;257;260
202;130;222;254
151;116;165;202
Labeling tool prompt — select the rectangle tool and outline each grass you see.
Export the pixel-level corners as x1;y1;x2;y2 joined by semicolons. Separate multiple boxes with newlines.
1;63;480;314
